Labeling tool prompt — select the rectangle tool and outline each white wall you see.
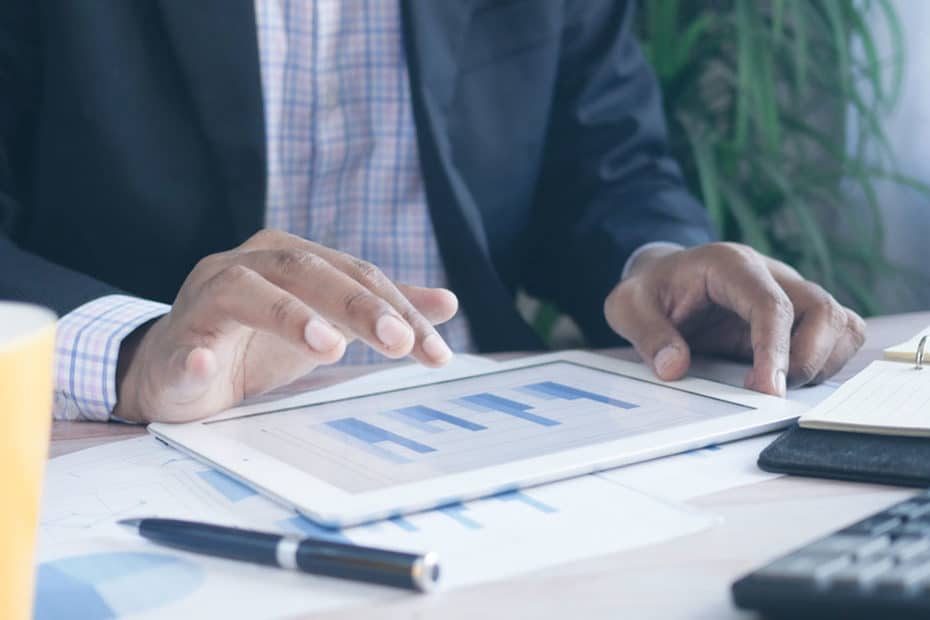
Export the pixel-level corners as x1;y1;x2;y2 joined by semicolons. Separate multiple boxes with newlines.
868;0;930;311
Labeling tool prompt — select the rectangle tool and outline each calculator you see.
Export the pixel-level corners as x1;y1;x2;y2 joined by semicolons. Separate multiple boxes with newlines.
733;489;930;618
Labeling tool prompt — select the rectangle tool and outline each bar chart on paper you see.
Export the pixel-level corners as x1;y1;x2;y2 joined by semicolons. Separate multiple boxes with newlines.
210;361;748;492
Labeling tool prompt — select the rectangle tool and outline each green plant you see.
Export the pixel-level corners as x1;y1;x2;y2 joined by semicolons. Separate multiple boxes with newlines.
638;0;930;315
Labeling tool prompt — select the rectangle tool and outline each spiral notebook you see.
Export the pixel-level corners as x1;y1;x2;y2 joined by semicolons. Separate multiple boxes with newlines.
797;327;930;437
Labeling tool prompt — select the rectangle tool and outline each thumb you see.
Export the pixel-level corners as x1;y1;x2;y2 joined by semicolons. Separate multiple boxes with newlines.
605;291;692;381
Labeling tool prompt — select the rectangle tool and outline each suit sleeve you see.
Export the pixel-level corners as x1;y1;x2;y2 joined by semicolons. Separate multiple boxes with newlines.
522;0;715;347
0;0;123;315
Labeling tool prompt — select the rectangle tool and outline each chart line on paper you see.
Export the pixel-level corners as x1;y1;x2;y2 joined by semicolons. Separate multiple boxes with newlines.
387;515;418;532
439;504;482;530
494;490;558;514
196;470;259;502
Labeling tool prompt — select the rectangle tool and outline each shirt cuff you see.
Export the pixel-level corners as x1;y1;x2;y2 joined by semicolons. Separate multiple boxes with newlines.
620;242;685;281
53;295;170;422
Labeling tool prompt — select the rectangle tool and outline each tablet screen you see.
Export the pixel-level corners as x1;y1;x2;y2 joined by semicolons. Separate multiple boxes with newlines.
207;361;750;494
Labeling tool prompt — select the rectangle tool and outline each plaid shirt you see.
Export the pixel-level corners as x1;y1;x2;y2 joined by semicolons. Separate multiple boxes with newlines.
53;0;473;421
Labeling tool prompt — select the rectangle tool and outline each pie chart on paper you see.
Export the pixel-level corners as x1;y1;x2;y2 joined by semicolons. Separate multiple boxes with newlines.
33;551;203;619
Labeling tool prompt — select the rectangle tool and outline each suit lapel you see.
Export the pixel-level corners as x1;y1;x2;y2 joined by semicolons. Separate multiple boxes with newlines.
402;0;544;352
157;0;266;243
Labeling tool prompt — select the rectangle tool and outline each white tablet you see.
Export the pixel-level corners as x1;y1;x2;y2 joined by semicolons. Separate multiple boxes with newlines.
149;351;807;527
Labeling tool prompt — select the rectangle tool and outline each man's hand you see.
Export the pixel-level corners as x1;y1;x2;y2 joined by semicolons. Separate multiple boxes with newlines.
604;243;866;396
113;229;459;423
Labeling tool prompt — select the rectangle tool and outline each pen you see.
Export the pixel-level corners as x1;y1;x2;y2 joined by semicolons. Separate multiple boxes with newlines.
118;517;440;592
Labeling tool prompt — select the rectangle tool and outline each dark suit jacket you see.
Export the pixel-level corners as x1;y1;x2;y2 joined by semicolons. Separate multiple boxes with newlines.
0;0;714;351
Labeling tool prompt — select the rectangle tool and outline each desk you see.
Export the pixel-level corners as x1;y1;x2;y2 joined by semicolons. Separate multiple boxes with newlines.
49;312;930;619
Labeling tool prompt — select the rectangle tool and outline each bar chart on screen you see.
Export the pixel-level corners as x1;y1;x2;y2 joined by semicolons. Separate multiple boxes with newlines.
210;361;747;493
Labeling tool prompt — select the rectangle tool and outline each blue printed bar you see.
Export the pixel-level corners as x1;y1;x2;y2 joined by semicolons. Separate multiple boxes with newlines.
523;381;638;410
439;503;482;530
393;405;486;431
388;515;419;532
279;516;350;544
326;417;436;453
457;393;561;427
196;469;258;502
495;490;559;514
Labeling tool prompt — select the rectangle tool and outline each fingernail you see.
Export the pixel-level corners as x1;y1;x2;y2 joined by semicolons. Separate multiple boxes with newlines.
774;369;787;397
423;333;452;364
304;318;343;353
772;368;788;397
376;314;412;350
654;345;679;378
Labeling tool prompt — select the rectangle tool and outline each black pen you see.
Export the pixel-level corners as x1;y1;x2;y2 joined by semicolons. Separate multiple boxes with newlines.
118;517;440;592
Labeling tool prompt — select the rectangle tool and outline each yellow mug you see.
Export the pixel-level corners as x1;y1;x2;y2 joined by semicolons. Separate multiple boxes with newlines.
0;303;56;620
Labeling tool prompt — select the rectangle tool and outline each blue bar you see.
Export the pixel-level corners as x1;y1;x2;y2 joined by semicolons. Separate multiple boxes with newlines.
382;409;443;435
687;443;722;456
388;515;419;532
439;504;482;530
196;470;257;502
494;490;559;514
279;516;350;544
326;417;436;454
514;385;559;401
393;405;486;431
523;381;639;410
457;393;560;427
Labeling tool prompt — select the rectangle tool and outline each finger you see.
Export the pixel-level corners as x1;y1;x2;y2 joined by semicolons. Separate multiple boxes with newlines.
707;252;793;396
811;308;867;383
783;284;849;388
195;265;347;363
323;254;454;366
604;285;692;381
242;231;453;366
156;344;218;410
397;284;459;325
238;249;417;360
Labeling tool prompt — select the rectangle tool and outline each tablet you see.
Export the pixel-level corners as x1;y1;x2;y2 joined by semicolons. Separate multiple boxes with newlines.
149;351;807;527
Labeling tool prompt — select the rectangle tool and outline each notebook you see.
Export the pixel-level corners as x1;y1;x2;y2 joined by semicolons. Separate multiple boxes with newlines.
797;327;930;437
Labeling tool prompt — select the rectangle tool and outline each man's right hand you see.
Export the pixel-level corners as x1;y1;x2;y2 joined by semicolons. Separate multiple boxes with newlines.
112;229;459;424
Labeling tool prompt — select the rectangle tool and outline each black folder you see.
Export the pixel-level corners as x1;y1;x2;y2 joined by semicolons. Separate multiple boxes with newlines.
758;424;930;488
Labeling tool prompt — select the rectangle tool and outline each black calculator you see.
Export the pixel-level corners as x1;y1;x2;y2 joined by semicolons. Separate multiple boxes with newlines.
733;489;930;618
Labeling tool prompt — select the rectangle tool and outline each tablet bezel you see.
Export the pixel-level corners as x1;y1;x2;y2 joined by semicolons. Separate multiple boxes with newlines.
149;351;807;527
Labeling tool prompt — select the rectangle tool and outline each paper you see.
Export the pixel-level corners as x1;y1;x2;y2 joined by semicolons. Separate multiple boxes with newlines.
37;356;715;620
884;326;930;363
596;434;781;501
800;360;930;436
596;356;839;502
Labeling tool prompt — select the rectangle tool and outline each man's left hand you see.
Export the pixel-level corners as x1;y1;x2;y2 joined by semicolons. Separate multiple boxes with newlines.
604;242;866;397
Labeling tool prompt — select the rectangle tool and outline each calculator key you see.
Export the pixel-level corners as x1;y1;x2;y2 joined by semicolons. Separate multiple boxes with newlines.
889;502;930;520
887;537;930;561
757;553;852;585
890;521;930;538
828;557;896;591
842;516;902;536
874;556;930;594
806;534;890;558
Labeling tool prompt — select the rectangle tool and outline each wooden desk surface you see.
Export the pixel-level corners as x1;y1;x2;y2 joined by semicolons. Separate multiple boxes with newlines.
50;312;930;619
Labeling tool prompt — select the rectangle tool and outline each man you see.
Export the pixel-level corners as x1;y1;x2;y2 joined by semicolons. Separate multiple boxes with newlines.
0;1;864;424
